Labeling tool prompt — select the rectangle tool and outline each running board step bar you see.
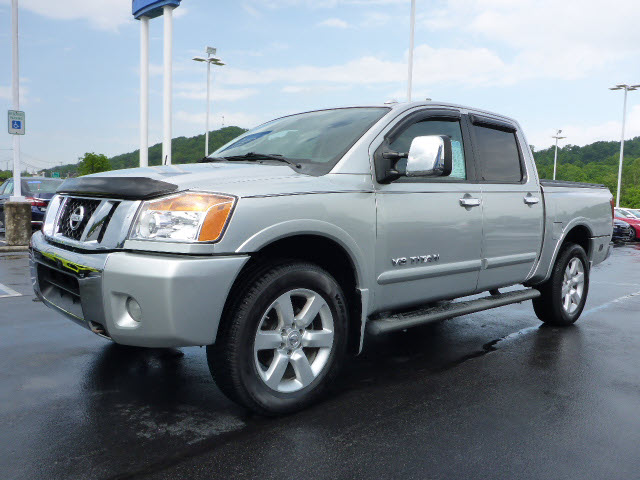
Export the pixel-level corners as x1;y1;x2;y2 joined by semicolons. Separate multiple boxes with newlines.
367;289;541;336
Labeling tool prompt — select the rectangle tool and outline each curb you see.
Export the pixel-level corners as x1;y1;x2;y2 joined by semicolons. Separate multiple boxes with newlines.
0;246;29;252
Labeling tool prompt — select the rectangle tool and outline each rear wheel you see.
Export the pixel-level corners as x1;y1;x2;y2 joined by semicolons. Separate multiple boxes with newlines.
207;261;348;415
533;243;589;326
629;226;636;242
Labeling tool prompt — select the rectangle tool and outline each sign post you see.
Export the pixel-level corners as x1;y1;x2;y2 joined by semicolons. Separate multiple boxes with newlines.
133;1;182;166
6;0;31;247
10;0;24;201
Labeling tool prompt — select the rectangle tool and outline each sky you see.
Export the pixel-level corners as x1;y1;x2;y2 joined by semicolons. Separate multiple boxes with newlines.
1;0;640;171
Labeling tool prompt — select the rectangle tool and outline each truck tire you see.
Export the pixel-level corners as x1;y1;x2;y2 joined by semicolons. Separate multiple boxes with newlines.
532;243;589;326
207;261;348;415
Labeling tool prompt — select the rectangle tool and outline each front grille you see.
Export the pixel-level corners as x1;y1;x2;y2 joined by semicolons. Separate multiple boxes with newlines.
36;262;84;320
38;262;80;298
57;198;101;240
97;202;118;243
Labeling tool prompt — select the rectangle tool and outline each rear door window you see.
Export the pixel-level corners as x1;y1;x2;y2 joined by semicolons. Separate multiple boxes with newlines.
473;125;523;183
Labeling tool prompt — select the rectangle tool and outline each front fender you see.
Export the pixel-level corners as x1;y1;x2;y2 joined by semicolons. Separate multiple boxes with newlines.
236;218;369;290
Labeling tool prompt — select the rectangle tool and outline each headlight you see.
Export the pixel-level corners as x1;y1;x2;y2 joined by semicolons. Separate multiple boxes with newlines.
130;192;236;243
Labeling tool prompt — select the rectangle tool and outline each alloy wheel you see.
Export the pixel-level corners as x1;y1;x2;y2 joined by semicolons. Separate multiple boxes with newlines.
253;288;334;393
561;257;585;314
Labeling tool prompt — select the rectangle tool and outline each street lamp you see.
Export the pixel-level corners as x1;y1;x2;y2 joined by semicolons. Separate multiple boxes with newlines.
193;47;225;157
609;84;640;207
551;129;566;180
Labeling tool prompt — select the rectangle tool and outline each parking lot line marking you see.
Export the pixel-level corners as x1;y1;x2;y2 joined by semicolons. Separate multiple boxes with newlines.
0;283;22;298
583;289;640;317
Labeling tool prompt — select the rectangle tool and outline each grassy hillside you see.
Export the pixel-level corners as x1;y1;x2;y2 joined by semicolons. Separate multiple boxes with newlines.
532;136;640;207
109;126;247;170
14;129;640;208
35;126;247;178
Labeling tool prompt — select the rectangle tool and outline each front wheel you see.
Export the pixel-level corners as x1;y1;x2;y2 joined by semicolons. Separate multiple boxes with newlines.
532;243;589;326
207;261;348;415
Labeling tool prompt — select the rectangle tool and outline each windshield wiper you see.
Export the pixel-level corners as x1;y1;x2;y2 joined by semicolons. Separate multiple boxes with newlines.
222;152;302;169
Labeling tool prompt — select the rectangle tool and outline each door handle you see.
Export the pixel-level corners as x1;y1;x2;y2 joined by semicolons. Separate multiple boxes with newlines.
460;197;481;207
524;195;540;205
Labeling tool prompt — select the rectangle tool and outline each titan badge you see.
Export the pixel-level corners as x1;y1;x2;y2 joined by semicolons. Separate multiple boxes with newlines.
391;254;440;266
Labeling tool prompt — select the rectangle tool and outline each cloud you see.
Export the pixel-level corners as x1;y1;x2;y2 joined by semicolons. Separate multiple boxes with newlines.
217;44;516;89
360;12;391;27
147;63;188;77
528;105;640;149
0;0;132;30
0;0;188;31
422;0;640;80
173;6;188;18
281;85;349;94
242;3;261;17
0;83;32;104
247;0;405;8
175;111;264;129
174;83;259;102
318;18;349;28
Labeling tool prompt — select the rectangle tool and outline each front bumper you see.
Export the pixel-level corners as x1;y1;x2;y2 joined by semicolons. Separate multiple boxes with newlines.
30;231;249;347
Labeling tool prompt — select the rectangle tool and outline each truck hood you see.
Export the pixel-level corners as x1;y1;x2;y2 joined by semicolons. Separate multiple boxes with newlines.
80;162;361;198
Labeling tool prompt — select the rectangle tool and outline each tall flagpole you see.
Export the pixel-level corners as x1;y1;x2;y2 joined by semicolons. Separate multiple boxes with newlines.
407;0;416;102
139;16;149;167
162;5;173;165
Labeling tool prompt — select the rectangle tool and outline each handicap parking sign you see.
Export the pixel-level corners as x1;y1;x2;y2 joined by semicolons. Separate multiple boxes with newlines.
8;110;25;135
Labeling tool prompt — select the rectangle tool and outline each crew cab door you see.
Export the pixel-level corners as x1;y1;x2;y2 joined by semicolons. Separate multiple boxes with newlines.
468;115;544;290
373;109;484;312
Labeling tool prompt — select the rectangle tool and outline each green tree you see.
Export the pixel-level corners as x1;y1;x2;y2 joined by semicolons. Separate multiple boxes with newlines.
77;152;111;176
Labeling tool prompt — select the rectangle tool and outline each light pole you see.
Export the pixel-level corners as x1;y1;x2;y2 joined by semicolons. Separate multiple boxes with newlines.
407;0;416;102
193;48;224;157
609;84;640;207
551;129;566;180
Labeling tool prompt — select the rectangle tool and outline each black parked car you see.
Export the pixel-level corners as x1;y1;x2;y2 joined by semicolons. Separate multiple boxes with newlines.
0;177;63;232
612;218;635;243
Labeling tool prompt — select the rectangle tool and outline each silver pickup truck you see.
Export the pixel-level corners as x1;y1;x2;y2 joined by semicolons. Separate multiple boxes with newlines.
30;102;614;414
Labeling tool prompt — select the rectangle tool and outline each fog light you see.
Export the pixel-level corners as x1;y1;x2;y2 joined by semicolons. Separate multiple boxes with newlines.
126;297;142;323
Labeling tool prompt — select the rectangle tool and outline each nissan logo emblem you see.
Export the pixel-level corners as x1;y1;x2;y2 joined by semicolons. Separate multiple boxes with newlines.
69;206;85;231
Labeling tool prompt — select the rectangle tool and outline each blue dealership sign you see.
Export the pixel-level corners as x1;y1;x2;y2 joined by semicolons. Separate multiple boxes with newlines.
133;0;181;20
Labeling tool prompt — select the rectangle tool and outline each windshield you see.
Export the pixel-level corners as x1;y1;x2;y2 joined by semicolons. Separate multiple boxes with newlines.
211;107;389;174
24;179;62;194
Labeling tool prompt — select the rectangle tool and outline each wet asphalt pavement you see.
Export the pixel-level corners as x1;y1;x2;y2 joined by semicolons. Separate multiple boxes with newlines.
1;243;639;480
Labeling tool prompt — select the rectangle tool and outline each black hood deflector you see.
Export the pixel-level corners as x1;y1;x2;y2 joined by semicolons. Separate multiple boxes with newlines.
57;177;179;200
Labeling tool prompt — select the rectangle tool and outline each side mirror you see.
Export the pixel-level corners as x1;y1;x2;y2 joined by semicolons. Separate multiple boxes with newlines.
406;135;452;177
